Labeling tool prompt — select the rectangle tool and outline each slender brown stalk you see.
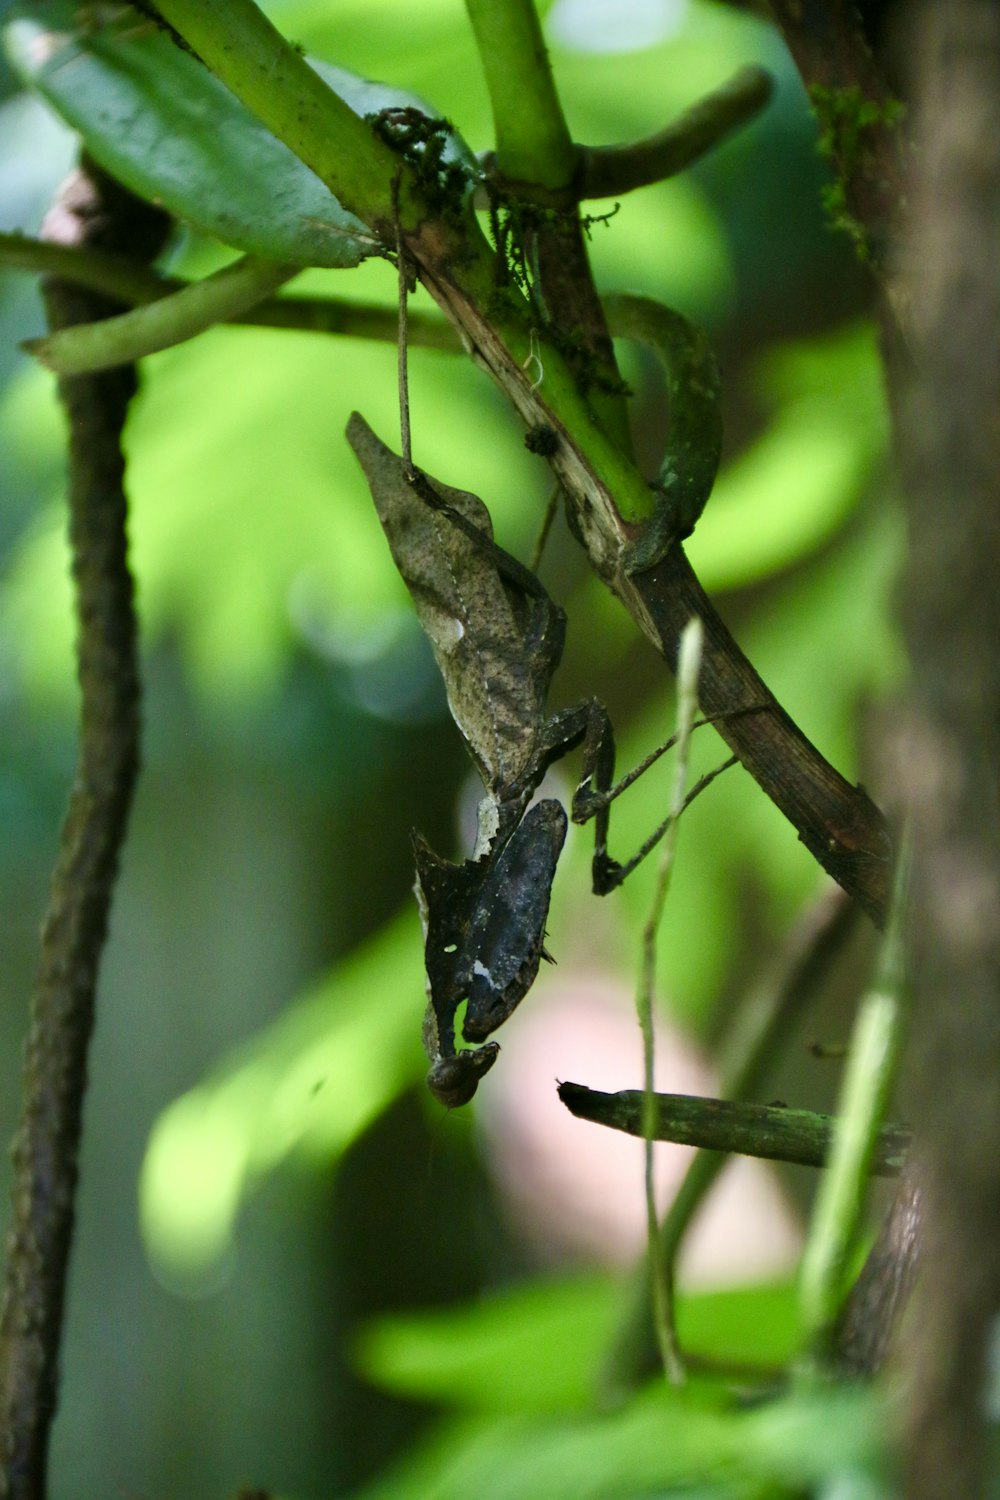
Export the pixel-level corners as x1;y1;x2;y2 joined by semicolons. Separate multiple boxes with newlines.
0;165;168;1500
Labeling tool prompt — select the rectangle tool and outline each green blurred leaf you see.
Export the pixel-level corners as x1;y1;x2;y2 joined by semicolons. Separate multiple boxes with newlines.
357;1277;801;1414
677;1281;802;1368
139;909;425;1291
358;1276;620;1414
355;1378;888;1500
5;0;473;266
353;1379;887;1500
737;1381;888;1489
358;1392;748;1500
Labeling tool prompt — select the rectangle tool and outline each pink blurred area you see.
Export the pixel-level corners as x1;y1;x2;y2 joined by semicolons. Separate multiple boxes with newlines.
478;973;802;1285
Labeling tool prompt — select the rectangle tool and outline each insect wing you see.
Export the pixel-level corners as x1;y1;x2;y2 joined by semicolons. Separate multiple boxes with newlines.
462;799;567;1043
412;833;487;1057
346;413;550;791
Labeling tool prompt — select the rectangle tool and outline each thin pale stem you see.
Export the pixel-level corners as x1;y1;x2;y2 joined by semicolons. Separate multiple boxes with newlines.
799;841;907;1360
601;882;857;1399
637;617;704;1383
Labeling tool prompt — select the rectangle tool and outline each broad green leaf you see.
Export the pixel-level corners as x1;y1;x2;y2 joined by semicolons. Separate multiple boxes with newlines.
357;1277;800;1414
353;1383;886;1500
677;1281;802;1367
4;0;473;266
358;1396;744;1500
357;1276;621;1414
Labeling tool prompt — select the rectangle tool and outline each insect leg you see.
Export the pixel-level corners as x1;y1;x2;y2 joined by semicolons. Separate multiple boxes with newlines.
573;704;763;894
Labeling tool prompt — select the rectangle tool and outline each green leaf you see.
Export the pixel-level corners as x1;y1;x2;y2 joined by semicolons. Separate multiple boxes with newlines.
357;1277;801;1414
677;1281;802;1367
358;1397;741;1500
352;1382;887;1500
357;1275;621;1414
4;0;473;266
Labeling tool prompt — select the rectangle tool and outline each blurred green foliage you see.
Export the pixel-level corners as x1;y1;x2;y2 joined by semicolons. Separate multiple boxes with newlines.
0;1;901;1496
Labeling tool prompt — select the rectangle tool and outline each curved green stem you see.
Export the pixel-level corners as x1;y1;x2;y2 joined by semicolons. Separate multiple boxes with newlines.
25;256;298;374
579;66;773;199
1;234;461;349
0;231;168;304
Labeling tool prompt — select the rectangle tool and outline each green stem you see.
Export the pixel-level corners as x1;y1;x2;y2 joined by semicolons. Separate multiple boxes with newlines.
579;66;773;199
558;1085;911;1176
464;0;629;449
0;234;461;350
601;883;857;1399
798;845;908;1358
0;232;169;304
25;256;299;374
151;0;409;231
246;297;459;349
465;0;575;191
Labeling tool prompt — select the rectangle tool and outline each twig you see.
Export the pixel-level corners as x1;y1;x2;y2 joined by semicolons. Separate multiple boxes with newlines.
393;173;413;472
527;486;560;575
577;67;773;199
557;1085;910;1176
25;255;298;375
0;236;461;350
0;164;168;1500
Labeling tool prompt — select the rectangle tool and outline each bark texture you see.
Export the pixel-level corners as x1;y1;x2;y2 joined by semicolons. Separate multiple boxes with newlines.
891;5;1000;1494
